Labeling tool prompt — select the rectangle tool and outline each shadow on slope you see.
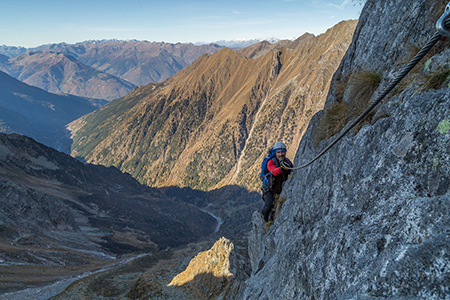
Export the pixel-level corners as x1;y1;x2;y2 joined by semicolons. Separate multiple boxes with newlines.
0;132;218;294
0;133;261;297
161;185;262;238
0;70;106;153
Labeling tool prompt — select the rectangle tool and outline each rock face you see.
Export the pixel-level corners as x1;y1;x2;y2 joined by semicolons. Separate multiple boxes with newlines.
243;0;450;299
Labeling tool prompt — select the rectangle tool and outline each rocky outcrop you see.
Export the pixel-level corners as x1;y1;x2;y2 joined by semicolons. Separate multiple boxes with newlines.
168;238;235;296
243;0;450;299
168;237;251;300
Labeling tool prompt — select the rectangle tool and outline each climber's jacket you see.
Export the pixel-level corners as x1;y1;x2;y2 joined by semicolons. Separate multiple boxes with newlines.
266;158;292;194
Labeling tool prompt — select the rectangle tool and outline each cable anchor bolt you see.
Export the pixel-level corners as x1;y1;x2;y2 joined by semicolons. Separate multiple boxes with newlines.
437;2;450;37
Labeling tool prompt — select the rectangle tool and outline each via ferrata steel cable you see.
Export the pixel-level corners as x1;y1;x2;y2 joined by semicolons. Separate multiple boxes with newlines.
283;4;450;171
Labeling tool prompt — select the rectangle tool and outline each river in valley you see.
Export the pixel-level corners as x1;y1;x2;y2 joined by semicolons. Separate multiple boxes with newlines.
1;254;147;300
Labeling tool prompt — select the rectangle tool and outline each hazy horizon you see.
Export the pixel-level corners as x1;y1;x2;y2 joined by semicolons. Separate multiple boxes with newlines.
0;0;362;48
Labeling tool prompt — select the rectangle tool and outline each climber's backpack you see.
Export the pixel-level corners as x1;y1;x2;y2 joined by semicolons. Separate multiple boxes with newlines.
260;148;276;190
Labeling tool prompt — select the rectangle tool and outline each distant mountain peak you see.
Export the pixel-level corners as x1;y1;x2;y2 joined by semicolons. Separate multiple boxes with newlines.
195;37;288;48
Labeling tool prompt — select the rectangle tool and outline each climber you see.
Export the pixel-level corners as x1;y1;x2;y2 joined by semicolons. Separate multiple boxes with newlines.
260;141;293;222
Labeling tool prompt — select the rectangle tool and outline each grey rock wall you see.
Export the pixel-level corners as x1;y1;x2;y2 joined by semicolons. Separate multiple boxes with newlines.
326;0;448;109
242;0;450;299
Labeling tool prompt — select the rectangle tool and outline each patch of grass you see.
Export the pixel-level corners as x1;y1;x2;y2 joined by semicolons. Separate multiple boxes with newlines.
347;70;382;119
397;42;422;66
418;65;450;91
314;69;382;146
274;196;287;217
345;69;383;132
333;74;350;102
391;35;450;98
390;74;416;98
389;43;423;97
265;221;274;232
314;101;348;147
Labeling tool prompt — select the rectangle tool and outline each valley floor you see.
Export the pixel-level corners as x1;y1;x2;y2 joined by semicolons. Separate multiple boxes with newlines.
0;238;221;300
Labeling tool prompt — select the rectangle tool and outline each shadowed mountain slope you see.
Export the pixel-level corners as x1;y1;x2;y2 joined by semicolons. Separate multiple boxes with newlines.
69;20;358;192
0;132;216;260
0;71;105;152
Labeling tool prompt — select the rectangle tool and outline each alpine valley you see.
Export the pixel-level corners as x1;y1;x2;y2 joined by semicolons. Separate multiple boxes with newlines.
4;0;449;298
0;70;105;153
0;41;224;153
0;18;358;299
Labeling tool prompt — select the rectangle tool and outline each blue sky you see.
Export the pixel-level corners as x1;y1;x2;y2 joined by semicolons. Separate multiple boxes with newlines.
0;0;363;48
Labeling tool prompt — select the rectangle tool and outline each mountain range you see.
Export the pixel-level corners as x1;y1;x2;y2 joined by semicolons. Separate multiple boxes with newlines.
0;37;278;59
238;33;314;59
0;40;226;151
195;37;285;48
0;36;314;106
0;51;135;101
69;20;358;192
1;40;224;89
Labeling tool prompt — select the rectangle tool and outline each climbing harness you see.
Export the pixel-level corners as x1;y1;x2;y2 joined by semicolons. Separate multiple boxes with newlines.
283;4;450;171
